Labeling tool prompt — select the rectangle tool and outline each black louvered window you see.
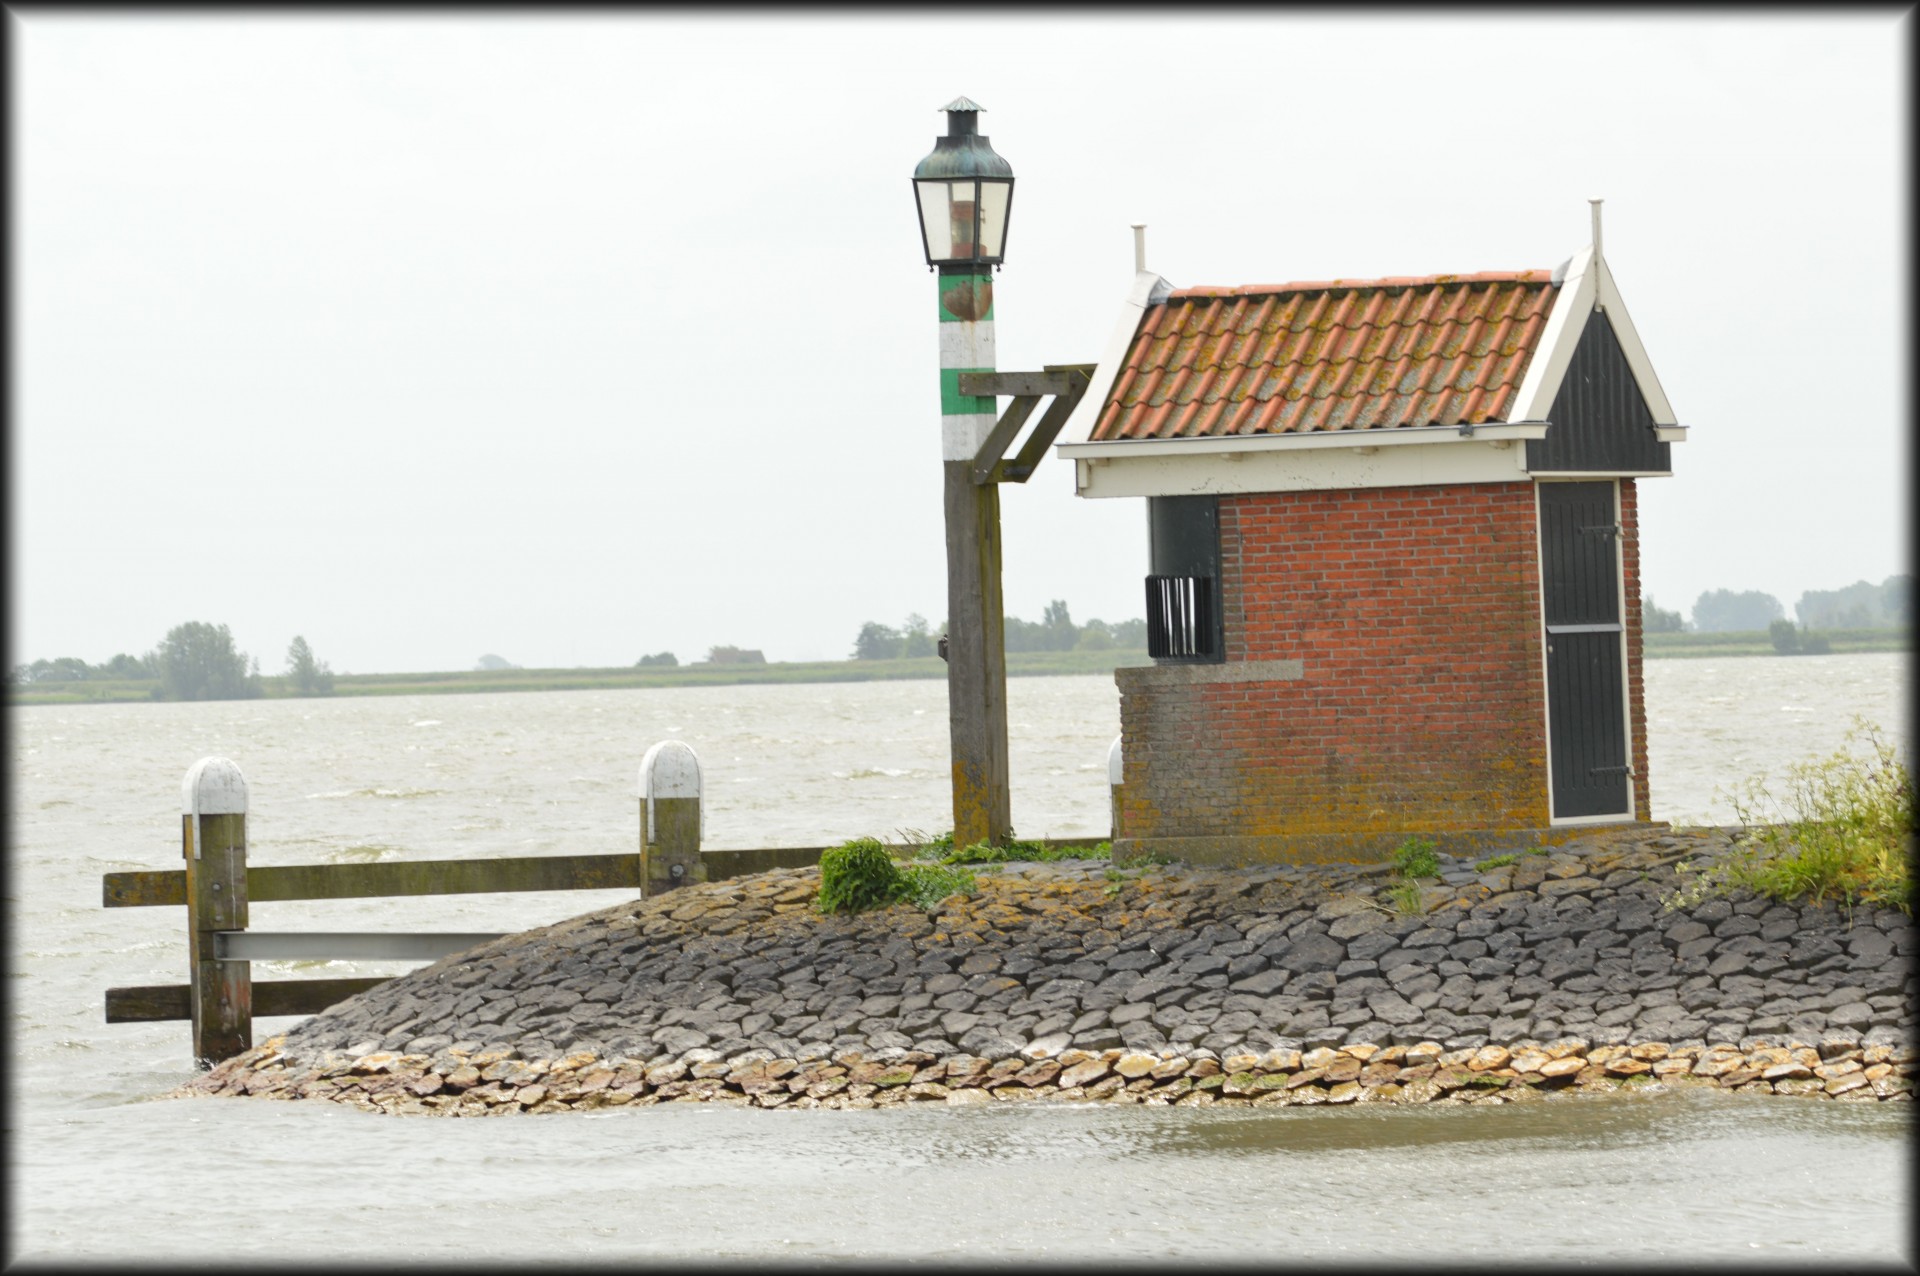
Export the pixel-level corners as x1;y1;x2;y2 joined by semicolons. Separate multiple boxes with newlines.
1146;575;1216;660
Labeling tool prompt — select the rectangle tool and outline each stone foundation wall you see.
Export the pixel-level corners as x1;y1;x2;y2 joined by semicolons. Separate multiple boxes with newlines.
175;826;1915;1114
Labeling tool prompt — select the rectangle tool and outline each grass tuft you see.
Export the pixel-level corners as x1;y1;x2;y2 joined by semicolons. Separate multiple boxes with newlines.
1664;719;1911;916
816;836;978;914
1392;836;1440;880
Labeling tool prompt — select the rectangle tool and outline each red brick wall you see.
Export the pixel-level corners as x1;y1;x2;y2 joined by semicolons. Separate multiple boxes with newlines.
1119;481;1552;840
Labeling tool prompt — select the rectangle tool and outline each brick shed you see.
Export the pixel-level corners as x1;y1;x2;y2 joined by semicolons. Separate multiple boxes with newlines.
1057;216;1686;865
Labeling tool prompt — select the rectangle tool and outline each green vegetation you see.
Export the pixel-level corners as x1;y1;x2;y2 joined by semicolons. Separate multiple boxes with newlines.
1665;721;1911;916
1474;853;1518;871
934;837;1108;866
1392;836;1440;880
816;839;905;914
158;621;262;701
1795;575;1908;630
8;647;1158;706
286;636;334;696
1642;597;1687;634
636;651;678;667
1375;836;1443;916
1768;619;1832;656
1110;846;1174;870
851;600;1148;660
1385;879;1425;916
815;836;979;915
1644;626;1906;658
1692;588;1785;634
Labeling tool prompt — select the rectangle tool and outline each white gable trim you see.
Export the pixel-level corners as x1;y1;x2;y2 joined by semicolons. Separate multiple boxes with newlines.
1056;269;1174;447
1509;244;1679;428
1592;257;1678;425
1508;247;1596;426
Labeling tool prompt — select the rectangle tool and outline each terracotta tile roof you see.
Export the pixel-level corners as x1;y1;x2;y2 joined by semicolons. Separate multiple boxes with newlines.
1091;269;1560;441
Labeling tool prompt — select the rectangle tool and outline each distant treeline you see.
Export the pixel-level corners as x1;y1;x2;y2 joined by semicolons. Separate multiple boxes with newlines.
10;622;333;701
1643;574;1909;635
851;601;1147;660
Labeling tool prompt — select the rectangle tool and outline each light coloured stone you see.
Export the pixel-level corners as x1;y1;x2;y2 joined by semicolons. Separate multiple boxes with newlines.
1539;1057;1586;1079
1469;1046;1511;1072
1628;1042;1670;1062
1301;1047;1341;1070
1059;1059;1110;1089
1114;1052;1158;1079
1021;1033;1072;1060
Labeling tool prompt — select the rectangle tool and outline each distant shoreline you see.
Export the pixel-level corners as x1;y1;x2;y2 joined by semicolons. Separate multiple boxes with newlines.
8;630;1907;706
5;649;1154;706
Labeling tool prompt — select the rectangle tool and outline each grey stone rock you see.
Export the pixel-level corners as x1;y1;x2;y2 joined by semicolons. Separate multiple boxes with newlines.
1279;935;1345;973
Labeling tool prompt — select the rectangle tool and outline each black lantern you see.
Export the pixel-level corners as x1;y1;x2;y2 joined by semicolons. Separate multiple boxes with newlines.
911;96;1015;269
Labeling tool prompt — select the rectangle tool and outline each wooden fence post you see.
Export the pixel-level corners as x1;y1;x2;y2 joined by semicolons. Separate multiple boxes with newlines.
183;757;250;1067
640;741;704;898
1108;734;1124;843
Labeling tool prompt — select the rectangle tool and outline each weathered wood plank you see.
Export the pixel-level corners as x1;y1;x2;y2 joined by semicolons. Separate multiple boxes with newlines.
997;365;1093;483
956;370;1075;397
701;846;830;879
104;869;187;908
104;852;644;907
944;458;1012;849
107;977;391;1023
187;809;251;1066
969;393;1040;486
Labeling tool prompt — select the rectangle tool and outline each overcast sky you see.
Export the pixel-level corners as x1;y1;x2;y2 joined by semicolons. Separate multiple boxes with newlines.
11;11;1908;673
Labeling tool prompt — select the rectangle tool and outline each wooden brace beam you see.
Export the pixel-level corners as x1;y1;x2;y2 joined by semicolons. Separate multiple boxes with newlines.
957;364;1096;487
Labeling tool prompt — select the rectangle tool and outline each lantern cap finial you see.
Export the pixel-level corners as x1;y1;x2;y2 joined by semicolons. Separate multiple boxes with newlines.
940;95;985;113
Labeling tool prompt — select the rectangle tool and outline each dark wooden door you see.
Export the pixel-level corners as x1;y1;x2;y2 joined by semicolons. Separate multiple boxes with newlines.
1540;481;1630;818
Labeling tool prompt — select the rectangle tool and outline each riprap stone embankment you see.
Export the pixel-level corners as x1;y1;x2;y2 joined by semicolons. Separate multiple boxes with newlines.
176;826;1915;1113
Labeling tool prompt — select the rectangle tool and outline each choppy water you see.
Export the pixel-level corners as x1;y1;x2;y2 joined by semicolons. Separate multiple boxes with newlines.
8;656;1911;1263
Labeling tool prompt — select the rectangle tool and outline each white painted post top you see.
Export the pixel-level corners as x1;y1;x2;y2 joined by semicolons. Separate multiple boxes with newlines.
1107;734;1124;787
640;740;703;842
183;757;248;816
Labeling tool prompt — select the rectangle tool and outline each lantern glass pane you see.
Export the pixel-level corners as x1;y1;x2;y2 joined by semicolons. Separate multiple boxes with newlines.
978;180;1011;260
916;181;953;263
946;179;980;260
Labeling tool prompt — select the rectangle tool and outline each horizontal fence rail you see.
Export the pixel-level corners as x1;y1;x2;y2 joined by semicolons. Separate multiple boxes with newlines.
213;932;508;962
106;746;1124;1067
103;851;646;908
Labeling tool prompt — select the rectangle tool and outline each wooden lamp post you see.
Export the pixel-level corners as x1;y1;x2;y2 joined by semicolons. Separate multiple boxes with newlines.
914;96;1016;849
911;97;1096;850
